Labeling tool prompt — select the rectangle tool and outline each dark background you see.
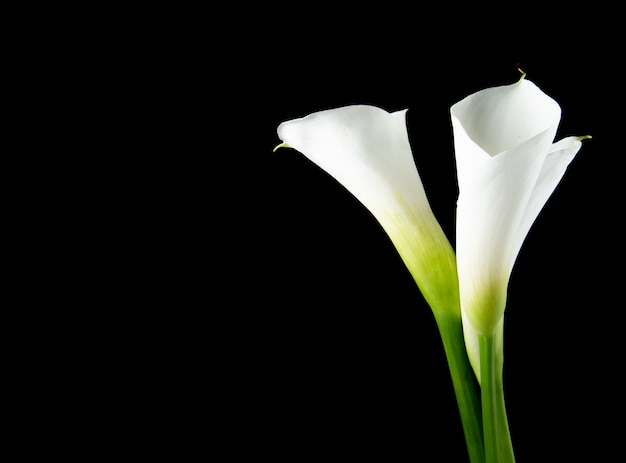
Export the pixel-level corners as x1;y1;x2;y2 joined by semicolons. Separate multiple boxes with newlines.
23;7;621;461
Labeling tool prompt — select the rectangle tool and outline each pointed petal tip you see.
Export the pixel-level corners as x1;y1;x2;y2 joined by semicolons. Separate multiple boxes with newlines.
272;142;291;153
577;135;592;141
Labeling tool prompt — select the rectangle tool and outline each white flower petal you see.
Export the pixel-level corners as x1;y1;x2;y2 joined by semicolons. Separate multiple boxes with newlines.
277;105;428;216
511;137;584;264
451;78;563;336
451;78;561;157
452;76;588;380
454;127;558;332
277;105;458;309
276;107;423;241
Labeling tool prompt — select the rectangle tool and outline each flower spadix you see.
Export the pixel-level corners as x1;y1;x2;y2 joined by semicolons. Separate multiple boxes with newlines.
451;76;587;376
276;105;458;312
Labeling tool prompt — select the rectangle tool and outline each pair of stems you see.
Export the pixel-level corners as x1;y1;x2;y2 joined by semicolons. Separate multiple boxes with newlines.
433;310;515;463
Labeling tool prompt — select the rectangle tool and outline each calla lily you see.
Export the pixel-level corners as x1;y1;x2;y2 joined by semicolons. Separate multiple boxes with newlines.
276;105;486;463
451;75;588;378
276;105;458;312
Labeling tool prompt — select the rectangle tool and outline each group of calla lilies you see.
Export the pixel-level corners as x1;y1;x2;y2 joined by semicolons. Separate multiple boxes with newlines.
274;72;589;463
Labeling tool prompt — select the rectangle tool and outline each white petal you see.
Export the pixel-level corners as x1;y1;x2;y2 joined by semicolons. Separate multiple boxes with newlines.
511;137;583;264
451;77;586;379
451;78;561;156
461;138;583;378
277;105;457;309
453;123;558;335
452;78;562;335
277;105;428;218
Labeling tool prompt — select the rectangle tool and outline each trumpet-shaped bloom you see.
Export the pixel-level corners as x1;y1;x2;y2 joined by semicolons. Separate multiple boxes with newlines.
451;76;586;376
276;105;458;312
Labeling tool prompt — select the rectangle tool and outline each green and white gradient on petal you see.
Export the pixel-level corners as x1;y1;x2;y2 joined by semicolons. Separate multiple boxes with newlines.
276;105;458;313
451;75;588;379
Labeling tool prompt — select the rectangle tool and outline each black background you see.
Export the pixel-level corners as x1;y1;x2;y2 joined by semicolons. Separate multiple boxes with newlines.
26;7;622;461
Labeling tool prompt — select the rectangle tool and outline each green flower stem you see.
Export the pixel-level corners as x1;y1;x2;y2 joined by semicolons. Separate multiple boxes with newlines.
479;334;515;463
433;310;485;463
495;347;515;462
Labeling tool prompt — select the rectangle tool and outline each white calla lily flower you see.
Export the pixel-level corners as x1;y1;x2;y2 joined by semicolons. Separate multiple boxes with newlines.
451;76;587;378
276;106;487;462
276;105;458;312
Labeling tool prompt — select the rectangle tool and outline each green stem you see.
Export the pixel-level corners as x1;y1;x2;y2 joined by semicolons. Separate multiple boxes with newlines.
479;334;498;463
434;311;485;463
495;344;515;462
479;334;515;463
